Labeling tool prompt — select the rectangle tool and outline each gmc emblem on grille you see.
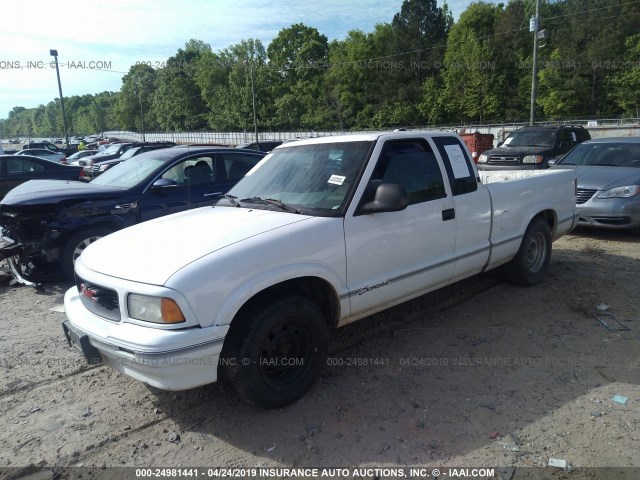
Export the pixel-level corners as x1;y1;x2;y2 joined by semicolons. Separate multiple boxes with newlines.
80;283;98;301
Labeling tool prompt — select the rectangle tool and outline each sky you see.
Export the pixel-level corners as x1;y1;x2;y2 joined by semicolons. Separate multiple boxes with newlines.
0;0;482;122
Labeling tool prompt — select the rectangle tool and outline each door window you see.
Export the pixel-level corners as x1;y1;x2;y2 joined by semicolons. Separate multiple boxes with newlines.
366;140;446;206
161;156;215;186
7;158;45;174
221;152;262;181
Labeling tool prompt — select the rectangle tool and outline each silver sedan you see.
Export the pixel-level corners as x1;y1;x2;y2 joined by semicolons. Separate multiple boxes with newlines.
553;137;640;234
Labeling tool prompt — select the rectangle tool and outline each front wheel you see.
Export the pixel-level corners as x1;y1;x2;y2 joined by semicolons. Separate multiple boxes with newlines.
60;226;112;279
220;296;329;408
504;218;552;286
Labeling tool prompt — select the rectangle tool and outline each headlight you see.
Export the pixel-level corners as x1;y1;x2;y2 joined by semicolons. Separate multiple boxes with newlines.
598;185;640;199
478;154;488;164
127;294;186;324
522;155;544;164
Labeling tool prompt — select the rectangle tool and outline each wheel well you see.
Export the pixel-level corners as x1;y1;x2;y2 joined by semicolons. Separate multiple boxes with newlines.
534;210;556;236
237;277;340;328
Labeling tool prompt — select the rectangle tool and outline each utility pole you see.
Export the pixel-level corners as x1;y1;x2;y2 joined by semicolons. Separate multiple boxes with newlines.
134;78;146;142
529;0;541;125
50;49;70;147
249;64;258;143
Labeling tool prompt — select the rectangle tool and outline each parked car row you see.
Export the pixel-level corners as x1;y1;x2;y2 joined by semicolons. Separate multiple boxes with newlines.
0;146;266;280
2;126;638;410
79;141;177;179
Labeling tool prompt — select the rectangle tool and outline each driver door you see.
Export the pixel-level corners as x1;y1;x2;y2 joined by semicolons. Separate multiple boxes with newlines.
343;138;457;319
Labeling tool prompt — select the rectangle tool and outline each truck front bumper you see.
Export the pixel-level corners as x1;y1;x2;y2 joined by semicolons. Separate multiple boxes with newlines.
63;287;229;391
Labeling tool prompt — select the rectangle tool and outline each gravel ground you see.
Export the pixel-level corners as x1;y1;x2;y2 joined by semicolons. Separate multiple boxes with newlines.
0;228;639;480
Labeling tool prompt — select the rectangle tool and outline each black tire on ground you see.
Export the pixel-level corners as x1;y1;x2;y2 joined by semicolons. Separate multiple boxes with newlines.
504;217;552;287
60;226;113;279
220;295;329;408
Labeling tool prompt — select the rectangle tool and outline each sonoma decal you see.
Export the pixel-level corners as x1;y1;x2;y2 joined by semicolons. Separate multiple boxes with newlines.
353;281;389;296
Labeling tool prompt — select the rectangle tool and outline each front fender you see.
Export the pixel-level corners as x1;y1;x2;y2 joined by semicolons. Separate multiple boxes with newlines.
165;218;349;329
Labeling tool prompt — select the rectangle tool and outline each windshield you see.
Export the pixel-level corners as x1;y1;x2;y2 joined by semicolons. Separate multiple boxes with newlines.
503;130;555;147
91;155;166;188
118;146;142;160
96;144;122;156
224;141;374;215
558;142;640;167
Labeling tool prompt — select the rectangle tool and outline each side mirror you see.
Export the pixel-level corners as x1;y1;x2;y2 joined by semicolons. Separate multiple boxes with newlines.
359;183;409;214
151;178;178;191
547;159;557;167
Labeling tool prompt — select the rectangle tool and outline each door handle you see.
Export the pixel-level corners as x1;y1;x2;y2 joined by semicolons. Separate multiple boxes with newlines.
442;208;455;221
115;201;139;209
204;191;223;197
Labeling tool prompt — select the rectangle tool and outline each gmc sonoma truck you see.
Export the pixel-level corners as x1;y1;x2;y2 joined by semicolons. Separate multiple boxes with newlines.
62;131;578;408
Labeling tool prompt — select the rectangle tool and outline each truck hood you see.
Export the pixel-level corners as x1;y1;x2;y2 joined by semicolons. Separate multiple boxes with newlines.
0;179;125;206
79;206;312;285
483;146;553;158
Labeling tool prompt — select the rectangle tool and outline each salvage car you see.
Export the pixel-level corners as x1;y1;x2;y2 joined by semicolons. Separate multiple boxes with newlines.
0;155;83;200
552;137;640;234
0;146;265;281
61;131;578;408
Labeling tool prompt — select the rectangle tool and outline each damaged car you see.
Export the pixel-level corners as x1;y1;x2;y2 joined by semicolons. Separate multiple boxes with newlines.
0;146;265;283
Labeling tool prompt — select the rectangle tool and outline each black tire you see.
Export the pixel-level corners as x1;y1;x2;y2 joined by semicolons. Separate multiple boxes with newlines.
60;226;112;279
220;296;328;408
504;217;552;287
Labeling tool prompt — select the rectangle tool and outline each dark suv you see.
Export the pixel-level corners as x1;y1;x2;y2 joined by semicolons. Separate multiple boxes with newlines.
476;125;590;170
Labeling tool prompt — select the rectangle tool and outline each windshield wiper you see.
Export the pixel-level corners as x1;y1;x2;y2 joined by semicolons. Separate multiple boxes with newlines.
240;196;301;214
220;193;240;207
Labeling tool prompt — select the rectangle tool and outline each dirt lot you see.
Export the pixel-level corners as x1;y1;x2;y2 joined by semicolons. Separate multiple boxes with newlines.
0;228;639;479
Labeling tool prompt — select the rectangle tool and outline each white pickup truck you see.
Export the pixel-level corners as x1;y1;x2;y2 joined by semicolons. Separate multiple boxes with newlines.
63;131;578;408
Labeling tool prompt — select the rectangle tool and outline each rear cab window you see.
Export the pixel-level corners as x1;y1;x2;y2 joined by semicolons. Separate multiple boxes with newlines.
431;136;478;195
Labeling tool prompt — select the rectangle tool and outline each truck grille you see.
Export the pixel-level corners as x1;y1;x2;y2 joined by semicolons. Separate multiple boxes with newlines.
76;276;121;322
576;188;597;204
488;155;520;164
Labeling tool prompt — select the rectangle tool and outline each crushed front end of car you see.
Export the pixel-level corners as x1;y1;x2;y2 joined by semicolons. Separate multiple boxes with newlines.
0;203;61;284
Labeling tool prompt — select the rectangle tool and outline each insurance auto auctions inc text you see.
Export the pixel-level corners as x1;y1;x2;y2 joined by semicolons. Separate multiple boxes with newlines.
195;467;496;478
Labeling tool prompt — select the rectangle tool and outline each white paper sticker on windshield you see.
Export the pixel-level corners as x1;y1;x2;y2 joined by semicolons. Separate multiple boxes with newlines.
328;174;346;185
503;136;513;145
444;144;470;179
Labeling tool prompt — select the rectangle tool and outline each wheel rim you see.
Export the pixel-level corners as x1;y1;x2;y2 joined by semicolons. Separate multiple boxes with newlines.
526;231;547;273
72;235;102;262
259;318;313;389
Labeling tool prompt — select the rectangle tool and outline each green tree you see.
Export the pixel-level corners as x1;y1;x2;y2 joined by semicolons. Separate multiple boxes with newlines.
115;64;158;132
611;34;640;118
391;0;452;104
197;39;274;131
438;2;504;123
153;39;211;131
267;23;330;129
